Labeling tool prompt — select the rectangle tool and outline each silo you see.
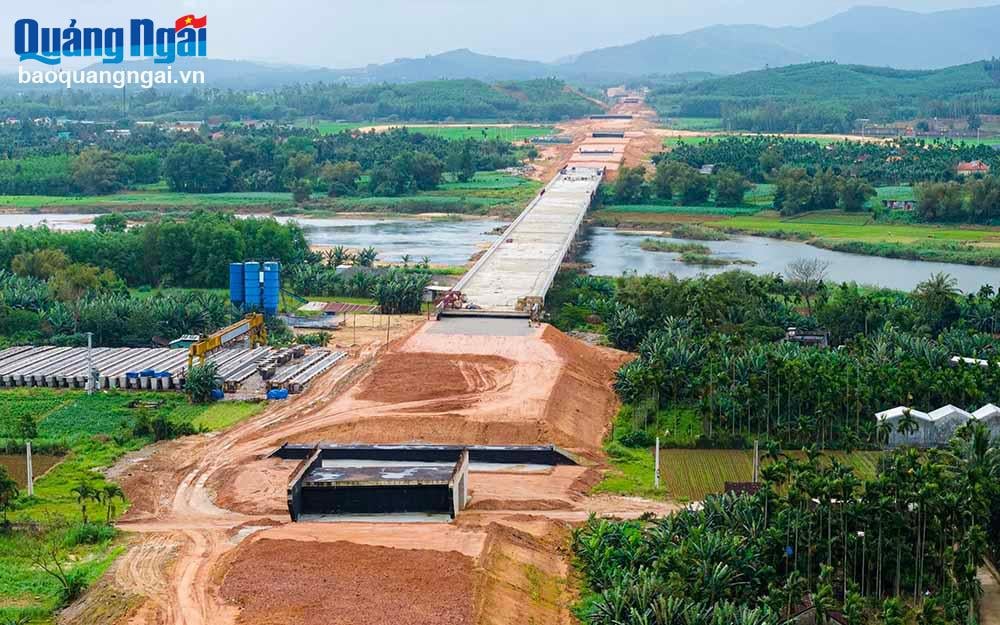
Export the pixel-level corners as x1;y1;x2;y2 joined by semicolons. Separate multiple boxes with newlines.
243;262;261;310
262;262;280;316
229;263;245;306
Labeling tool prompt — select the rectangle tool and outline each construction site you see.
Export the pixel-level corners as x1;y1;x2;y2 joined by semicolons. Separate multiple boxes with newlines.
55;100;675;625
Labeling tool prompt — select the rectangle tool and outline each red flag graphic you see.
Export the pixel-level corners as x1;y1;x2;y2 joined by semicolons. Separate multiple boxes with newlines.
175;15;207;31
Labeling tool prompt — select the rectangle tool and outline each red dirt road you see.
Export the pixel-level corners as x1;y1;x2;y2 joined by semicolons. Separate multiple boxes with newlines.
63;105;674;625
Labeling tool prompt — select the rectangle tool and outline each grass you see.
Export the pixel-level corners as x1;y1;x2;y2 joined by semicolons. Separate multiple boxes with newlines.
316;171;541;217
663;118;725;131
639;239;711;254
594;405;881;501
0;389;264;623
600;204;760;216
0;191;295;212
656;449;882;501
295;119;368;134
296;119;554;141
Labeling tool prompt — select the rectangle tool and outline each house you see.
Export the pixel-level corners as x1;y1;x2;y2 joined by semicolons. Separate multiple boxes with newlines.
698;164;716;175
784;327;829;348
956;160;990;176
881;199;915;210
167;121;204;133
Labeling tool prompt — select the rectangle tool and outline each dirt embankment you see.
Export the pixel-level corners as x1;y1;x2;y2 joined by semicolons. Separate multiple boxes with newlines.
221;539;476;625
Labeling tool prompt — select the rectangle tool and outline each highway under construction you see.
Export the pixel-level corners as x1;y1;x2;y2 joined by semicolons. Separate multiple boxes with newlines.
65;102;672;625
442;112;639;316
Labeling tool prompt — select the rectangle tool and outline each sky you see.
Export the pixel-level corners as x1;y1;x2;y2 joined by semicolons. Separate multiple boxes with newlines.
1;0;997;69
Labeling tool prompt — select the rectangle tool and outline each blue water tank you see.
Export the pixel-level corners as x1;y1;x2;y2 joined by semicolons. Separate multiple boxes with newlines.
243;262;261;310
262;262;280;316
229;263;244;305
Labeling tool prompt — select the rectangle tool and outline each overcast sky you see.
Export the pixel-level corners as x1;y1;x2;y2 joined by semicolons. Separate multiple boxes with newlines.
2;0;997;69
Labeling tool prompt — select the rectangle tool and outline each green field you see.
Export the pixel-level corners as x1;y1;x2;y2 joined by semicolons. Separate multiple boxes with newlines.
0;389;263;623
663;117;725;131
295;120;368;134
600;204;760;216
596;446;881;502
0;191;296;212
656;449;882;501
297;119;553;141
322;171;540;216
723;211;1000;245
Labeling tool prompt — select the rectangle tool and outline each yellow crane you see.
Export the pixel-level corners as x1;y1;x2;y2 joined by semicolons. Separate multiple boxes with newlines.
187;313;267;368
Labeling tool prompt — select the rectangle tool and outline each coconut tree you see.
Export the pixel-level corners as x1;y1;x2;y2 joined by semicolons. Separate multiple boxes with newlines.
71;482;99;525
101;484;125;524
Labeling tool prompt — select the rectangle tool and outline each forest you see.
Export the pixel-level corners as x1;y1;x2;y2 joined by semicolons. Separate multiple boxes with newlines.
574;424;1000;625
550;270;1000;449
0;121;523;198
650;61;1000;133
0;212;434;348
661;135;999;187
0;78;599;123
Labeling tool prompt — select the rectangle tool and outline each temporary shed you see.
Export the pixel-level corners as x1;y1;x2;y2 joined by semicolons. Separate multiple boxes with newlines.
927;405;973;442
876;406;932;447
974;404;1000;437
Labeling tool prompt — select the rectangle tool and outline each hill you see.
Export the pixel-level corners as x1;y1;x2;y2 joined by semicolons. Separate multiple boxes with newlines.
364;49;553;82
653;60;1000;133
562;5;1000;76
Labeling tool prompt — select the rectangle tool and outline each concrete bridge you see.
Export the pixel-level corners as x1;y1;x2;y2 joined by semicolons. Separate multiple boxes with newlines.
444;166;603;315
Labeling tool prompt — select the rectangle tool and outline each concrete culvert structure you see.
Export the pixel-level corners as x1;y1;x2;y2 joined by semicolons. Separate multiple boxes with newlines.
278;444;576;522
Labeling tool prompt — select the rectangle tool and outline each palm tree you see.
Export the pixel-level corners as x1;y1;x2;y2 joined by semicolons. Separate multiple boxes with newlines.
400;254;411;268
71;482;99;525
355;247;378;267
101;484;125;524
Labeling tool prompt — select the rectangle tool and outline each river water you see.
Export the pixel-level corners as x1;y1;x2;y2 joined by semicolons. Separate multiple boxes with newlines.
280;216;506;265
3;212;998;291
583;227;1000;293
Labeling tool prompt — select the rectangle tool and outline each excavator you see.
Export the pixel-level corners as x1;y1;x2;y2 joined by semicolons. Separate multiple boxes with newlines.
187;313;267;368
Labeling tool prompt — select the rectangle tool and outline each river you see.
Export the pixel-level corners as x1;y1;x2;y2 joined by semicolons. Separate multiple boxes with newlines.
4;212;999;291
583;227;1000;293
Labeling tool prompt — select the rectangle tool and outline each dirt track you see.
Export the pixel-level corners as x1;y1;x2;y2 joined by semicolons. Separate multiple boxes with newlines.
62;105;674;625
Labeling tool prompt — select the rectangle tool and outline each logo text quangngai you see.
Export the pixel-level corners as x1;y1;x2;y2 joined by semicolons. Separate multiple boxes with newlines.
14;15;207;65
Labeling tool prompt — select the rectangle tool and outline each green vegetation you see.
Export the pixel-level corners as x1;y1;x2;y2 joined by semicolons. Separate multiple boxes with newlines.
574;426;1000;625
1;78;597;124
652;60;1000;133
639;239;710;254
550;270;1000;450
333;124;554;141
0;389;261;623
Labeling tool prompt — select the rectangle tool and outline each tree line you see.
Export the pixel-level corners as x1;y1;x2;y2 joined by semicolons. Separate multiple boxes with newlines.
550;270;1000;449
608;162;753;207
0;78;598;123
0;125;522;197
574;424;1000;625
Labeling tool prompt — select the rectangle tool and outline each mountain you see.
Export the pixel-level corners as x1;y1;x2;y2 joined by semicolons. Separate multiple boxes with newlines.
562;5;1000;76
36;5;1000;90
364;49;553;82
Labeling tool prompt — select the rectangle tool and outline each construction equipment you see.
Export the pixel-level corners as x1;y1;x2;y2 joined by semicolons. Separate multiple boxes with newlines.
187;313;267;368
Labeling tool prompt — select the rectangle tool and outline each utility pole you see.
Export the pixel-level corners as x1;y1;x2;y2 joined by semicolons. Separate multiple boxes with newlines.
752;439;760;483
654;437;660;489
25;440;34;497
86;331;94;395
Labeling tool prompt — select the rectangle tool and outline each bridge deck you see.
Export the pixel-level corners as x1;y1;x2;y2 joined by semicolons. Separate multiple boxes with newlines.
454;167;603;312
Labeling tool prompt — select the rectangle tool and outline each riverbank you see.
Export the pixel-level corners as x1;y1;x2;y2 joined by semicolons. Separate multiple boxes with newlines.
0;171;542;221
591;208;1000;268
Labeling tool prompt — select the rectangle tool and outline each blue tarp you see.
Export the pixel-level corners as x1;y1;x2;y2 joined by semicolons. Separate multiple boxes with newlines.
210;389;225;400
267;389;289;400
